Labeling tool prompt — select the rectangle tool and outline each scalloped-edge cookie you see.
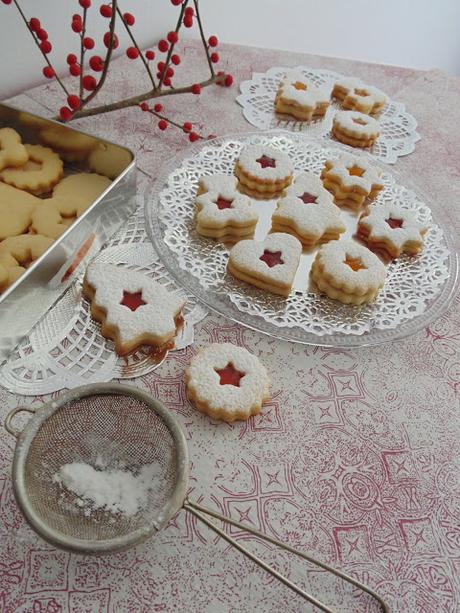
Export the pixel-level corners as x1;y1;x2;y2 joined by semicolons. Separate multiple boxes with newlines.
332;77;387;115
235;144;293;199
275;69;330;121
332;111;380;148
0;144;63;195
0;128;28;171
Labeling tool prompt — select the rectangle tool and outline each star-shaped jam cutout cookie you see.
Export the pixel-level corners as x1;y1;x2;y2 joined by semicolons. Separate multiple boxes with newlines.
256;155;276;169
293;81;307;91
386;217;404;229
215;362;245;387
344;256;367;272
352;118;368;126
120;290;147;311
259;249;284;268
215;196;233;210
299;191;318;204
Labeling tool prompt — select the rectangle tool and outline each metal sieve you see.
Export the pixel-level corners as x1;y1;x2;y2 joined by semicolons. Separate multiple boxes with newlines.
5;383;388;613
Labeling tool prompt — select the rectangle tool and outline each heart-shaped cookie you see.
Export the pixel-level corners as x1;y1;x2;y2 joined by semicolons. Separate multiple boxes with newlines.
227;232;302;296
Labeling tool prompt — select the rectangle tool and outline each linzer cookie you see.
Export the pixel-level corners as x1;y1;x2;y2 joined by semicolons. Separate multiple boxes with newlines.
227;232;301;296
235;145;293;199
320;154;384;211
0;128;28;171
332;111;380;148
332;77;387;115
271;172;345;248
197;173;239;196
275;69;330;121
83;262;186;356
311;239;387;305
195;177;258;242
357;202;427;260
0;144;63;195
185;342;270;422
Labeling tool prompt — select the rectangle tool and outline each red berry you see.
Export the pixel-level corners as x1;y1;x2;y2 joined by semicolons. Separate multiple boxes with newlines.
89;55;104;71
83;37;95;49
40;40;52;54
224;74;234;87
171;54;180;65
191;83;201;95
100;4;112;18
157;61;165;72
183;15;193;27
37;28;48;41
71;20;82;33
140;102;149;111
29;18;41;32
59;107;73;121
189;132;199;142
72;13;82;22
103;32;119;49
208;35;218;47
1;0;13;5
126;47;139;59
43;66;54;78
158;120;168;131
210;52;219;64
170;0;181;4
67;94;81;110
82;75;97;91
167;31;178;44
183;122;192;133
69;63;81;76
79;0;91;7
184;6;194;16
154;103;163;112
123;12;135;25
165;67;174;77
145;50;155;60
67;53;77;65
163;77;172;86
158;39;169;53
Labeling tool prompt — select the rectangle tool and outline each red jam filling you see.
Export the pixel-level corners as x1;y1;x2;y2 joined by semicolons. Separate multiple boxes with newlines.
352;118;368;126
215;362;245;387
256;155;276;169
215;197;233;210
120;290;146;311
386;217;404;229
344;256;366;272
259;249;284;268
299;192;317;204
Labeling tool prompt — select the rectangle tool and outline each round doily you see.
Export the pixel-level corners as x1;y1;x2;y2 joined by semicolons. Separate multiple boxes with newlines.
236;66;420;165
145;131;457;347
0;202;207;396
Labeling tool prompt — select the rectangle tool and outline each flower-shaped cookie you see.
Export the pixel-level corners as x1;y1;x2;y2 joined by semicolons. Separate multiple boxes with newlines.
197;173;239;196
0;128;28;171
320;154;384;211
272;172;345;247
235;144;293;198
186;342;270;422
227;232;302;296
195;177;258;242
311;239;387;305
0;144;63;195
275;69;330;121
332;77;387;115
83;262;186;355
332;111;380;148
357;202;427;259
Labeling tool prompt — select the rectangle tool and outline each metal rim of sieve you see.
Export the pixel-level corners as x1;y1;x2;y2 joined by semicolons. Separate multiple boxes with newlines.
8;382;189;554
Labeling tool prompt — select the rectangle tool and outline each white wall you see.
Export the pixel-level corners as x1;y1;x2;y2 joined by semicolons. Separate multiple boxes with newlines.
1;0;459;98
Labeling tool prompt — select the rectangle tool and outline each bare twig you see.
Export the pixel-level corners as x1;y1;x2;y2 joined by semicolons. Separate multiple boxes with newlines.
158;0;188;89
193;0;214;77
78;6;88;100
116;4;156;90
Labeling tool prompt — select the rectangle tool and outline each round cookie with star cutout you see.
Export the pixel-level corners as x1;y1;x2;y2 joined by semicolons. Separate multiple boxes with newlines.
234;144;293;199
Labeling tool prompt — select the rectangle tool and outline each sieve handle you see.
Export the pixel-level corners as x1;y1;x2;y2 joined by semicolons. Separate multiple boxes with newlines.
184;500;389;613
4;406;36;438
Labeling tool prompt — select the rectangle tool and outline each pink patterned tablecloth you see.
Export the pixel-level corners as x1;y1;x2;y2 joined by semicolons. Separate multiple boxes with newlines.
1;40;460;613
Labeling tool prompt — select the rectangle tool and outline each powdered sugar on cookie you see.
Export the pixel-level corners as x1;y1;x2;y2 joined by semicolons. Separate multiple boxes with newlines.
236;144;293;183
333;111;380;138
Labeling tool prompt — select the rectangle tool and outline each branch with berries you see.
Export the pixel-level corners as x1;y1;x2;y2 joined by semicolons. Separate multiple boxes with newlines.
2;0;233;142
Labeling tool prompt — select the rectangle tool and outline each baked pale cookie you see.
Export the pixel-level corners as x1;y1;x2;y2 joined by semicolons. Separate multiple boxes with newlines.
0;251;25;293
275;69;330;121
332;111;380;148
310;239;387;305
0;183;41;240
272;172;345;248
0;234;53;269
30;202;73;239
227;232;302;296
235;145;293;199
39;125;98;162
0;128;28;171
195;179;258;242
197;173;239;196
0;144;63;195
185;342;270;422
357;202;427;260
332;77;387;116
320;154;384;211
88;143;132;179
83;262;186;356
51;173;111;217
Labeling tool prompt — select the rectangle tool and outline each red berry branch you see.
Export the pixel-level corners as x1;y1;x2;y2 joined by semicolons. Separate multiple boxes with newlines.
3;0;233;141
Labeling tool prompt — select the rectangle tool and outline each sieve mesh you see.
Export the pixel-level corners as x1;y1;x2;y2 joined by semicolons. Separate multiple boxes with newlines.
21;392;180;544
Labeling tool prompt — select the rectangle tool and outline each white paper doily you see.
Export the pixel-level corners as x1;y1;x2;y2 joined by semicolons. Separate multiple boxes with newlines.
0;198;207;396
236;66;420;165
146;131;457;347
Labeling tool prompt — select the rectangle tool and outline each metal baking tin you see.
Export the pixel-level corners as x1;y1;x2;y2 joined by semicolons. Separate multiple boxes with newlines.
0;103;137;365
